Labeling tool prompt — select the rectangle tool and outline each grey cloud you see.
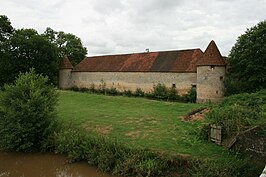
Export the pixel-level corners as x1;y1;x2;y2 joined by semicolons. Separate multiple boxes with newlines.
2;0;266;56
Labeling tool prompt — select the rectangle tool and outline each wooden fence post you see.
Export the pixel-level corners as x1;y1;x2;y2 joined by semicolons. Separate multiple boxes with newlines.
210;124;222;145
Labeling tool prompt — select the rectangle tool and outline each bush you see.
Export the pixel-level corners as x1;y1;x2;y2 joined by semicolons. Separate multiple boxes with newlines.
53;125;188;177
123;90;133;97
0;69;58;152
106;87;119;95
184;87;197;103
152;83;168;100
203;90;266;139
134;88;145;97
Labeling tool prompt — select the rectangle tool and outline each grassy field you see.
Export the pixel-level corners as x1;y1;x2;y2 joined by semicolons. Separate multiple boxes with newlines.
57;90;231;160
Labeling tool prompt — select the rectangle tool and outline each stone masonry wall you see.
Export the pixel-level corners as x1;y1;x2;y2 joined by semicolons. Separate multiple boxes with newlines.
196;66;225;103
58;69;72;89
71;72;197;95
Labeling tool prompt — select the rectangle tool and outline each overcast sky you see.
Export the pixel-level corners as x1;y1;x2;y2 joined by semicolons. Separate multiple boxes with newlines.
1;0;266;56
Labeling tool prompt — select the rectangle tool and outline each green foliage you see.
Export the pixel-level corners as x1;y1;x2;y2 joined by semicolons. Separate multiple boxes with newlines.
185;87;197;103
134;88;145;97
227;20;266;94
0;15;14;42
152;83;169;100
123;90;133;97
70;82;197;103
7;29;58;84
204;90;266;139
190;157;261;177
0;69;58;152
43;27;87;66
53;125;186;177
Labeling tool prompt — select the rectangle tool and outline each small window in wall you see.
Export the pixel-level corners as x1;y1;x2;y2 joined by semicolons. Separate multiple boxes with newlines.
211;66;215;71
220;76;224;80
216;90;219;94
172;83;176;88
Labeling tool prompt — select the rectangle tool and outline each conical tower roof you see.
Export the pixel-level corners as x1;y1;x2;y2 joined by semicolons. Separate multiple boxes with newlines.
59;56;73;69
197;40;226;66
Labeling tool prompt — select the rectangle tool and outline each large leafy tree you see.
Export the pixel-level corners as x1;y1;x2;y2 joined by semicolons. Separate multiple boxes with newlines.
7;29;58;84
43;27;87;66
0;15;14;85
226;20;266;94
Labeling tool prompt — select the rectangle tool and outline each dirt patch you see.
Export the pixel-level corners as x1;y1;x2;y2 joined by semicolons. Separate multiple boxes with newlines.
95;125;113;135
125;129;157;138
125;131;141;138
181;108;209;121
83;122;113;135
123;117;159;125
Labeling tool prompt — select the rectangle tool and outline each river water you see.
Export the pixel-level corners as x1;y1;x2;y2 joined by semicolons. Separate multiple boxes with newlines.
0;151;114;177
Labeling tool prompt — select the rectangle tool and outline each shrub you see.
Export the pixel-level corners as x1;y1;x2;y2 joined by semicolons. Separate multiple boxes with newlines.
184;87;197;103
0;69;58;152
106;87;119;95
123;90;133;97
134;88;145;97
53;125;188;177
167;87;178;101
152;83;168;100
203;89;266;139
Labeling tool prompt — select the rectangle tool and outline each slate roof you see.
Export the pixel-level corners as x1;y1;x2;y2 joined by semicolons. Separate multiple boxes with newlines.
59;56;73;69
73;49;203;73
197;40;226;66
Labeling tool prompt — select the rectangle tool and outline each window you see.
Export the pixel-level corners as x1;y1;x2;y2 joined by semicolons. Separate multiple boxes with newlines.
172;83;176;88
220;76;224;80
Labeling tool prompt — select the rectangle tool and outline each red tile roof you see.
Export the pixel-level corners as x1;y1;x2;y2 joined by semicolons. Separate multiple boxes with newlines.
59;56;73;69
71;40;226;72
197;40;226;66
73;49;203;73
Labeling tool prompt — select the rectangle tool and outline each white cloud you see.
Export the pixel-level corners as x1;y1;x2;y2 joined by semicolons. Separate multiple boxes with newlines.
1;0;265;56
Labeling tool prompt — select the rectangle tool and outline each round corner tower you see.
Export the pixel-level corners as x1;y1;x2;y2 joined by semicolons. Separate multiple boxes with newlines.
58;56;73;89
196;40;226;103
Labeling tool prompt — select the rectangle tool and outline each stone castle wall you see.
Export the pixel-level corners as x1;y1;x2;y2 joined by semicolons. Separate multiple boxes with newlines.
58;69;72;89
196;66;225;103
70;72;197;95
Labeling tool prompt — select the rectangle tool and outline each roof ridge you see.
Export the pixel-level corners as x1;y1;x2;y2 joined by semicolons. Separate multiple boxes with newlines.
86;48;201;58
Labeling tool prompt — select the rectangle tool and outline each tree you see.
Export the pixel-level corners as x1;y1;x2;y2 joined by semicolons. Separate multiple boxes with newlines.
0;69;58;152
6;28;59;84
226;20;266;94
0;15;14;86
43;27;87;66
0;15;14;42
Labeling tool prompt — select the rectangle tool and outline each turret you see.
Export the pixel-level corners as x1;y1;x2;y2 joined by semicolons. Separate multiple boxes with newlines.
196;40;226;103
58;56;73;89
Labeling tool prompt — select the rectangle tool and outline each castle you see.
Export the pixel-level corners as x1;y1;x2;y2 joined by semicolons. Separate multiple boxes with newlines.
59;40;226;103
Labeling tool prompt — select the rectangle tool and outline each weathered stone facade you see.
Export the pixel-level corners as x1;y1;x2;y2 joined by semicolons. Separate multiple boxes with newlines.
197;66;226;103
71;72;196;95
59;40;226;102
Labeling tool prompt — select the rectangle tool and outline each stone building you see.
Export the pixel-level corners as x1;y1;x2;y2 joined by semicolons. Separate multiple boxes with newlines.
59;40;226;103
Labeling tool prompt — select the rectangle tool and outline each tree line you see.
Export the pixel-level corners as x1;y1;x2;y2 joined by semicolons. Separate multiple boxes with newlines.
0;15;87;86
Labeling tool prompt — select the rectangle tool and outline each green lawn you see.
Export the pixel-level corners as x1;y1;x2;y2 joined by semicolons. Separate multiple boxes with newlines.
57;90;230;159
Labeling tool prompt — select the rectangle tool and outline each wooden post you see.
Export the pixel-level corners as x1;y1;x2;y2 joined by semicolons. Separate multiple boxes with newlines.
210;124;222;145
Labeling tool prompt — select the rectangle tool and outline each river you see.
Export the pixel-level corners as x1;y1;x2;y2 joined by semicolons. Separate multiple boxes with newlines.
0;151;115;177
